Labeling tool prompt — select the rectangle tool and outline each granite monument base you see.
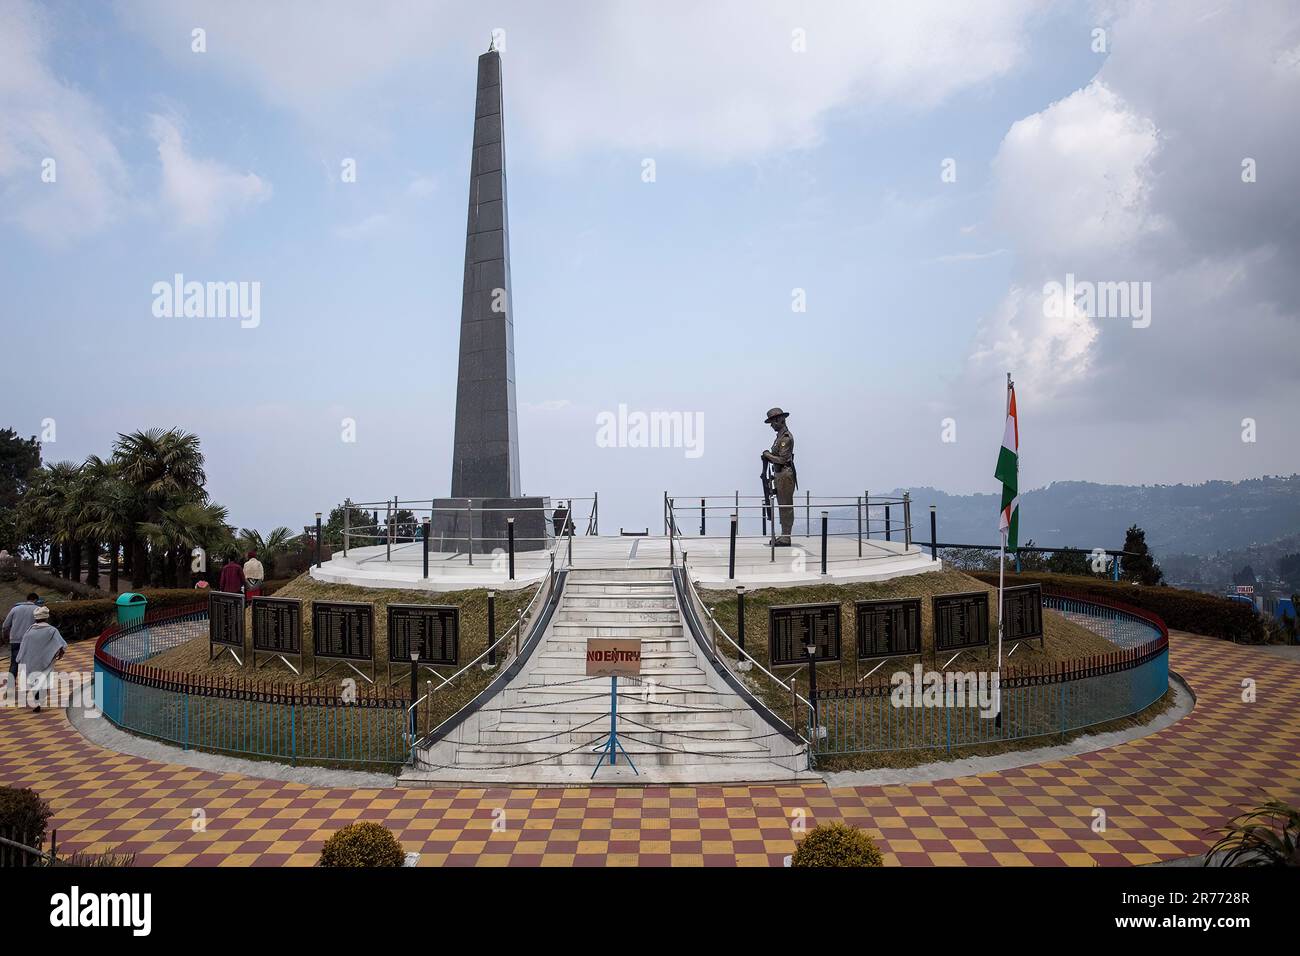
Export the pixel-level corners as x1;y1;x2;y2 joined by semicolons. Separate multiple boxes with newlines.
429;497;554;555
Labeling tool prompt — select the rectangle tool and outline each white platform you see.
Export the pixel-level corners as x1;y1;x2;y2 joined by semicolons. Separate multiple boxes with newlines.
310;535;940;593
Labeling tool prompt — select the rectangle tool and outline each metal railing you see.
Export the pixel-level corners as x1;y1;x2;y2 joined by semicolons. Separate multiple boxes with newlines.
337;494;597;564
808;589;1170;758
408;549;562;750
0;829;55;867
664;491;919;574
94;605;409;767
668;514;815;747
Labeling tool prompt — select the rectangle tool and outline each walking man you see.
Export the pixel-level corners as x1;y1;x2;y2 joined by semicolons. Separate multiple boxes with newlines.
15;605;66;712
2;592;40;684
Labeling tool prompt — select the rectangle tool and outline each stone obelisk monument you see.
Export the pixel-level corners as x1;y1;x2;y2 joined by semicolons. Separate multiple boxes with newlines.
434;44;549;554
450;44;520;498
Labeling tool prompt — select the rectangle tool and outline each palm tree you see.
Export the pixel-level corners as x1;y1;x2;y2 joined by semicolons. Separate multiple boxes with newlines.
113;428;208;587
139;500;232;588
237;526;296;578
16;465;66;573
19;462;82;579
82;455;134;593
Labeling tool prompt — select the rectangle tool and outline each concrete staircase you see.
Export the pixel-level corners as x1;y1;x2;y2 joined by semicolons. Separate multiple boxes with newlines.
401;568;809;785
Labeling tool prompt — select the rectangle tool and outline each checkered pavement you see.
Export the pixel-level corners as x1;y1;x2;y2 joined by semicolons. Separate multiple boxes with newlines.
1;632;1296;866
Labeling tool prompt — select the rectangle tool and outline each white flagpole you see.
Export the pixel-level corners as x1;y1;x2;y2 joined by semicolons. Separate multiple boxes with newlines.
996;374;1011;725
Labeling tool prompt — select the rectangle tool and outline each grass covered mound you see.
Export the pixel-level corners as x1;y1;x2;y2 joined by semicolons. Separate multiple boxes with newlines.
968;570;1267;644
701;568;1119;702
700;568;1175;771
142;573;539;737
147;573;538;683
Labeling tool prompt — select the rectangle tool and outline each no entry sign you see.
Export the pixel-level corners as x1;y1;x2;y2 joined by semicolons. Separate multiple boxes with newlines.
585;639;642;677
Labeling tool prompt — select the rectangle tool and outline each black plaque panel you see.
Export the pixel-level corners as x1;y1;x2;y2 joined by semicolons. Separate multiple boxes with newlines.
855;598;922;659
933;591;990;652
209;591;245;647
1002;584;1044;641
252;597;302;654
312;601;374;662
387;605;459;666
768;603;842;666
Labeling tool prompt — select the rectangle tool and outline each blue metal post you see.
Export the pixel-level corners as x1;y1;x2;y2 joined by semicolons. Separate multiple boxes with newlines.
609;677;617;765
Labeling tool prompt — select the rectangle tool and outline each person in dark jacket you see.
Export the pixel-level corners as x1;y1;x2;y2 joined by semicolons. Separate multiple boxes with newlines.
218;555;245;594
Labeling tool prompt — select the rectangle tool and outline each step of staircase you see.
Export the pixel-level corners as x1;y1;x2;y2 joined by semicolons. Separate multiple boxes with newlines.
403;567;812;785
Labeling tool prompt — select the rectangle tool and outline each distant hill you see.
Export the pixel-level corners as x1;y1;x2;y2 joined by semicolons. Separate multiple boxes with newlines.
894;475;1300;557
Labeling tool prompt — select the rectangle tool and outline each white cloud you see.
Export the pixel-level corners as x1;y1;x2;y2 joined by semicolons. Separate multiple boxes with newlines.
992;82;1163;265
149;114;271;230
965;0;1300;421
117;0;1039;162
0;0;126;244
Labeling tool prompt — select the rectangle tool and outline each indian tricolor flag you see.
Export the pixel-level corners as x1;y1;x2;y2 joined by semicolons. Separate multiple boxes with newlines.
995;379;1019;551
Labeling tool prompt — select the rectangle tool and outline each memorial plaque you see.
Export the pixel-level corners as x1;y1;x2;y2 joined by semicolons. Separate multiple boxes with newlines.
252;597;302;654
1002;584;1044;643
312;601;375;662
855;598;922;659
387;604;459;666
209;591;245;648
769;603;841;666
932;591;990;652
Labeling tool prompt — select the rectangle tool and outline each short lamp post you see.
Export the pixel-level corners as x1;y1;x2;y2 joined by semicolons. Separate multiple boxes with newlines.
736;586;750;671
409;639;422;740
314;513;323;568
485;591;497;669
805;642;819;735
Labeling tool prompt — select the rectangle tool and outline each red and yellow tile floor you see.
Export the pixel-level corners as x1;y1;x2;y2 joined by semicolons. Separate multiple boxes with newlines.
2;633;1297;866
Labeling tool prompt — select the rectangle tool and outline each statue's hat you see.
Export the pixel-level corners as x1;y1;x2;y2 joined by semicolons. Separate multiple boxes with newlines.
764;407;790;424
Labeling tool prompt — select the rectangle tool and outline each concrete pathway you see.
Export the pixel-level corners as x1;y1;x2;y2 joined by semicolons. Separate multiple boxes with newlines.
1;631;1296;866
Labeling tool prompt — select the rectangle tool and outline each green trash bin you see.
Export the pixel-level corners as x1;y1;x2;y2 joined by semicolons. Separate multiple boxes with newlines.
115;593;147;627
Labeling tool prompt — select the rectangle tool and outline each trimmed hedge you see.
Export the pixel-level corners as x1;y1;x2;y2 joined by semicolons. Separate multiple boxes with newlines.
792;822;884;867
970;571;1267;644
1;580;294;646
317;822;404;867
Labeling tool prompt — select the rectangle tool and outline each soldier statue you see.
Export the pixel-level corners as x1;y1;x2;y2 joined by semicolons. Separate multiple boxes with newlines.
761;407;797;546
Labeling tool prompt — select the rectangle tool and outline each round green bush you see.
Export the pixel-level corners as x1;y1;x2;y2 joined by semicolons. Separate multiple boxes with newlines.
791;821;883;868
317;821;404;868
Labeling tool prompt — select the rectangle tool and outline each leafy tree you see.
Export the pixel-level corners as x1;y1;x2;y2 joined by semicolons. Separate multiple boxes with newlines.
0;429;41;553
1045;546;1094;575
1277;553;1300;591
1233;565;1259;588
1119;524;1164;586
324;502;380;549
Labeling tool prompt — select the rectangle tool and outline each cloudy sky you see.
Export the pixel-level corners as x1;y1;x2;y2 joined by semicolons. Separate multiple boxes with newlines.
2;0;1297;534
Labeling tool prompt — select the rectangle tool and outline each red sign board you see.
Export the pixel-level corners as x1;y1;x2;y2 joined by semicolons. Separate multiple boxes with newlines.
585;639;642;677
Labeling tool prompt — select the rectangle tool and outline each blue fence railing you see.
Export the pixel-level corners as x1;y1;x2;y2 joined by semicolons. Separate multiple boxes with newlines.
809;591;1170;758
94;607;408;767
